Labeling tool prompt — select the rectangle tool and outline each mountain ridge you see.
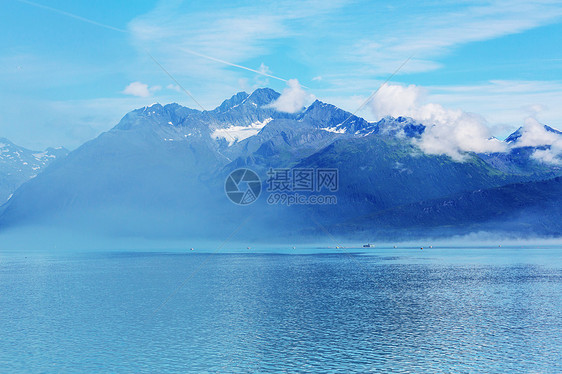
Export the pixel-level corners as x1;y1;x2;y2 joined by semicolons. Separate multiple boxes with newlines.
1;87;561;242
0;138;68;204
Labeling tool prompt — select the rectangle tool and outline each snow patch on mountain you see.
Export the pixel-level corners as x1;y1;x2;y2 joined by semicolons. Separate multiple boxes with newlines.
211;118;273;145
0;138;68;203
33;152;56;161
320;126;346;134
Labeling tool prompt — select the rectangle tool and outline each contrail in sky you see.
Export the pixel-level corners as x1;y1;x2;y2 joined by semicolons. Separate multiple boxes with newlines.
180;48;289;84
14;0;297;88
15;0;128;33
180;47;310;88
14;0;407;113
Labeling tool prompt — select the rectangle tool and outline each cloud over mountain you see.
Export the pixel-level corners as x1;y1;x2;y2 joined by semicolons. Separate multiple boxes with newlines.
268;79;315;113
517;117;562;165
370;83;507;161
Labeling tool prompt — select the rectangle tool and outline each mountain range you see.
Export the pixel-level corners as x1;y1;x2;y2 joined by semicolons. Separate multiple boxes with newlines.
0;88;560;243
0;139;67;204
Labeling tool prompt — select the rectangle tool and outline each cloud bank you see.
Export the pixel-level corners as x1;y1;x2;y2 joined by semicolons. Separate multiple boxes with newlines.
371;83;507;161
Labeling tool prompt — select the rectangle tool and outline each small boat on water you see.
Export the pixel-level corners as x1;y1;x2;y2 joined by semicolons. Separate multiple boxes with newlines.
363;243;375;248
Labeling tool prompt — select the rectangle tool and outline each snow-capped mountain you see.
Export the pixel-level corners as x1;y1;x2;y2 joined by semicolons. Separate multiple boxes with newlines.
0;138;68;203
477;124;562;176
505;124;562;144
0;88;561;242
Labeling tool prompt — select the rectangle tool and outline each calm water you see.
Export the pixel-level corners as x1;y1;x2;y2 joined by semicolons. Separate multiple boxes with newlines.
0;246;561;373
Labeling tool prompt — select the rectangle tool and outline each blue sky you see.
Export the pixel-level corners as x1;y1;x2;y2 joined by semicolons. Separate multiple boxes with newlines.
1;0;562;149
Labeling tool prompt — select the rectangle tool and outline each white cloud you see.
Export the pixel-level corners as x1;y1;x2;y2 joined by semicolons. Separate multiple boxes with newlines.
125;0;352;95
419;80;562;139
368;83;562;163
122;82;161;97
4;0;562;151
370;83;427;118
268;79;315;113
533;146;562;165
371;83;507;160
516;117;562;165
348;1;562;75
127;5;289;87
516;117;560;147
122;81;151;97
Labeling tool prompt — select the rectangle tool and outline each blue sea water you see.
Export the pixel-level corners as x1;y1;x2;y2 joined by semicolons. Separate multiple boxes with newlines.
0;246;561;373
